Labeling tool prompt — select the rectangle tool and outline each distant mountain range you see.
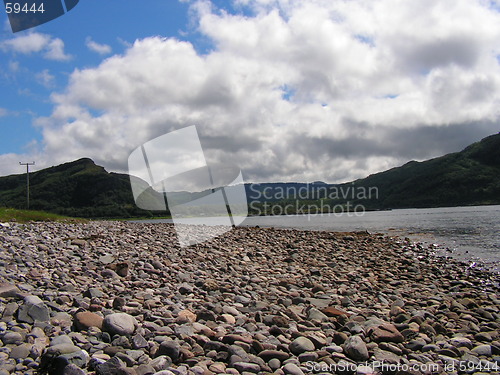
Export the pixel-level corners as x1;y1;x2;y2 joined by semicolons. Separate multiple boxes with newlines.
0;133;499;218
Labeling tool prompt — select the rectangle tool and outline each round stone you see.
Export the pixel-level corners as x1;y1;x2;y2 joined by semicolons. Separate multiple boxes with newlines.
75;311;104;331
1;332;23;345
344;335;369;362
472;345;492;356
103;313;137;336
283;363;305;375
289;337;315;355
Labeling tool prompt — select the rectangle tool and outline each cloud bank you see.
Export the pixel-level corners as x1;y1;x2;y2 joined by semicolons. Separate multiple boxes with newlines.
2;0;500;182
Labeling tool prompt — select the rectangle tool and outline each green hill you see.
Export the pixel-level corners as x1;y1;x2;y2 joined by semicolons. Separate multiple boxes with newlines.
0;158;167;218
347;133;500;209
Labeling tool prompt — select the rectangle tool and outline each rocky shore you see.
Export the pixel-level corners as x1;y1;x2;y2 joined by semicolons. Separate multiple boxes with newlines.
0;221;498;375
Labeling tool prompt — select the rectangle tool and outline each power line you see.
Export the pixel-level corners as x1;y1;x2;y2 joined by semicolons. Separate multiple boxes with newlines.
19;161;35;210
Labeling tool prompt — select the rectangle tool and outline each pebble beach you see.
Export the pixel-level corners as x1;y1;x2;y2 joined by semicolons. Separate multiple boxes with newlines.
0;221;499;375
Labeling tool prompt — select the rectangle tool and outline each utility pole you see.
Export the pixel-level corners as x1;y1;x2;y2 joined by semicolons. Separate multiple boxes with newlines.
19;161;35;210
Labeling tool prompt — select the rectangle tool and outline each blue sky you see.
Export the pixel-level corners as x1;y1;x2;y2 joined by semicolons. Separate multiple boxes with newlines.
0;0;198;154
1;0;500;182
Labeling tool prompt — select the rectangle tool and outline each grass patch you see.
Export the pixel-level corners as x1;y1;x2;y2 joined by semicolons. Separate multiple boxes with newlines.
0;208;85;223
103;215;172;222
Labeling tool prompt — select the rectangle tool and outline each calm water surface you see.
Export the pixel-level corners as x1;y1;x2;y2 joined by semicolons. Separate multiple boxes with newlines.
245;205;500;272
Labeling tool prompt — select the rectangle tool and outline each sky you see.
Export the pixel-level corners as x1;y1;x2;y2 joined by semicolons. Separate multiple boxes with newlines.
1;0;500;183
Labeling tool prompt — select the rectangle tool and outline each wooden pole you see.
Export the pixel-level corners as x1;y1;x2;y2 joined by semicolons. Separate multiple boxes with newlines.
19;161;35;209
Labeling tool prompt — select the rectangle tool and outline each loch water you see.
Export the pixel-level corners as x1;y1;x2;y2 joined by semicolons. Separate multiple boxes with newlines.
243;205;500;272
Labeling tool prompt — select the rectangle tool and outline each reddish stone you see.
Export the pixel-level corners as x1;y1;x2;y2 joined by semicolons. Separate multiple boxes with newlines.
321;306;351;317
75;311;104;331
369;323;405;343
176;309;197;323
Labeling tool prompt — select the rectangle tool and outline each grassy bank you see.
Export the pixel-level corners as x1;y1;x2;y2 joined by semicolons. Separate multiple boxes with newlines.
0;208;85;223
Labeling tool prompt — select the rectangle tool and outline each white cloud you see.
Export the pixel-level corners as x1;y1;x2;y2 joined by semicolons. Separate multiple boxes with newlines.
1;32;71;61
2;0;500;181
36;69;55;88
44;38;72;61
1;33;50;54
85;37;112;55
0;152;43;178
0;108;7;117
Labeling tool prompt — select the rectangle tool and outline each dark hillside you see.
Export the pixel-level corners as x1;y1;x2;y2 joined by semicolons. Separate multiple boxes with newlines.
0;158;166;218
